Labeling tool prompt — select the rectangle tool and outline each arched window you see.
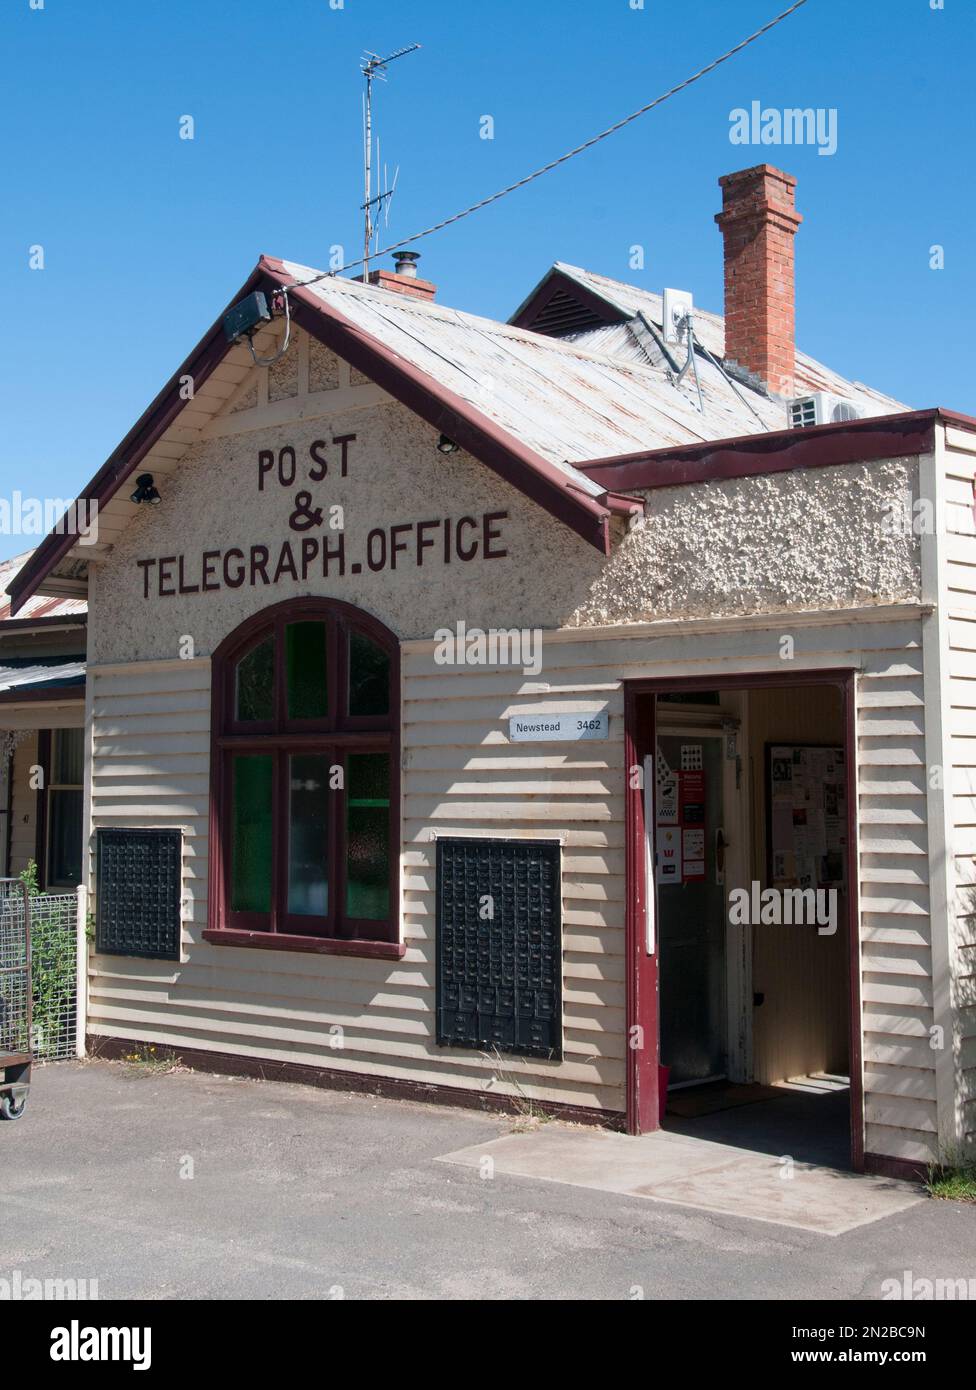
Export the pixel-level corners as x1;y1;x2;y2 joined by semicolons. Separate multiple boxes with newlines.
206;598;400;955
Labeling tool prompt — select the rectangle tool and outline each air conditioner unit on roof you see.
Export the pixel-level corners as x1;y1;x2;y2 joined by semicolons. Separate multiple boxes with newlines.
788;391;866;429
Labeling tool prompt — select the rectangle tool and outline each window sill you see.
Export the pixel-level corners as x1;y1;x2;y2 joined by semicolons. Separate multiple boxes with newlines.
202;928;406;961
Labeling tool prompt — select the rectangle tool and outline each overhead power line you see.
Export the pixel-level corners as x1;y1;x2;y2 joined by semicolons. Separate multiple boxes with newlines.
288;0;811;292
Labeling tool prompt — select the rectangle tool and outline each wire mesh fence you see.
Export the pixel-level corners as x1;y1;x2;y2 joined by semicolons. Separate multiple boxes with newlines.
0;879;30;1058
28;892;78;1062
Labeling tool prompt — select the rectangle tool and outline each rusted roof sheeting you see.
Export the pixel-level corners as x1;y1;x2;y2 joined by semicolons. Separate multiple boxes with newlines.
515;262;907;419
275;258;795;467
0;552;87;624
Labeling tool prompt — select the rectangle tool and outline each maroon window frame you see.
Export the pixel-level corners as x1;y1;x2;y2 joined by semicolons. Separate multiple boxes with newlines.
205;597;402;959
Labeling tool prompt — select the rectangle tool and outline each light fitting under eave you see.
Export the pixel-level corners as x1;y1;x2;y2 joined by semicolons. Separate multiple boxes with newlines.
130;473;161;506
437;435;459;454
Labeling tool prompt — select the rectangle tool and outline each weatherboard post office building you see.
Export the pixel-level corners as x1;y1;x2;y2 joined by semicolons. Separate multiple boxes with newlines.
9;164;976;1177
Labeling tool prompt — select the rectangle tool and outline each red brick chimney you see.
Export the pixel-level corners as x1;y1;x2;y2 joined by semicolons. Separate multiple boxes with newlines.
368;250;436;302
715;164;802;398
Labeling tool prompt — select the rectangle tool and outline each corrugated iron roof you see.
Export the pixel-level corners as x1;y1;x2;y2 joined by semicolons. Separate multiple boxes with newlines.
281;259;809;474
0;551;87;624
7;251;921;615
0;657;86;693
532;262;907;418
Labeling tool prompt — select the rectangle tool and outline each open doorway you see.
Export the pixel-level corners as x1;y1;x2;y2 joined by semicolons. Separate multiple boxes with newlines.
625;672;862;1171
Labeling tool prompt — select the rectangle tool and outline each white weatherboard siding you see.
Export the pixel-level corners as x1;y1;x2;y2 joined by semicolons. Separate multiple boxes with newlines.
942;424;976;1147
85;608;942;1151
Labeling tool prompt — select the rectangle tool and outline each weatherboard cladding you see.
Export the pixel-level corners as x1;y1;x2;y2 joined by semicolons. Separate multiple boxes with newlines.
83;615;942;1155
943;427;976;1146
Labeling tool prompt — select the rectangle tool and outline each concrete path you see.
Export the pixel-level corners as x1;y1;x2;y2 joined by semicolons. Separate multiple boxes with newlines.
1;1060;972;1299
438;1124;924;1235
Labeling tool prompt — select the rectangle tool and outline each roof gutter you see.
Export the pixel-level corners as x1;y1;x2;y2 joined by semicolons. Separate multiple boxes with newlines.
579;408;974;492
0;614;87;636
0;682;86;706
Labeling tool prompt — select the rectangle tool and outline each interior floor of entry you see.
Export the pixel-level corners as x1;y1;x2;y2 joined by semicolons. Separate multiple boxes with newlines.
664;1075;851;1171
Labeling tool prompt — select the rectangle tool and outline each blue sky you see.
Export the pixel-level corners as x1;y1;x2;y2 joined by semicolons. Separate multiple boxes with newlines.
2;0;972;564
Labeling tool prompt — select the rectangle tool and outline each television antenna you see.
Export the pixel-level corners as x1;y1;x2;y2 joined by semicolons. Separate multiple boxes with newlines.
360;43;421;282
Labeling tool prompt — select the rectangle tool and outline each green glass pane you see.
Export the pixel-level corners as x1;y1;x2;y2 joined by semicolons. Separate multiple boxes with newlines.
286;622;328;720
349;630;390;717
288;754;329;916
231;755;273;913
236;636;275;722
346;753;390;920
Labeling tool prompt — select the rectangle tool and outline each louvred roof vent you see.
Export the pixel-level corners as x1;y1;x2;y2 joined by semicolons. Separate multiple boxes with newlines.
527;286;610;337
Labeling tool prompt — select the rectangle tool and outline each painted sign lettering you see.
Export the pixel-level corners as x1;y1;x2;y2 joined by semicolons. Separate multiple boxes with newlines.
136;513;509;598
134;433;510;598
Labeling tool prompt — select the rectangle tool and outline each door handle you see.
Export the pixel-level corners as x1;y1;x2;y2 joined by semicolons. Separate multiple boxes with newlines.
715;827;727;886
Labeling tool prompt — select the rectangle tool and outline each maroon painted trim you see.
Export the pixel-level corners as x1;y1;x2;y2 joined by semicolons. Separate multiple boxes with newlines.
507;266;627;333
863;1152;928;1184
623;667;864;1170
624;683;657;1134
259;259;612;554
938;407;976;432
600;489;644;516
579;410;961;493
202;928;406;960
208;594;401;949
0;683;85;706
87;1033;627;1130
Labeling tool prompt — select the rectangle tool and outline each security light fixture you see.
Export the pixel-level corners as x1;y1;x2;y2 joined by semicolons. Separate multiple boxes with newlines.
130;473;161;506
437;435;459;454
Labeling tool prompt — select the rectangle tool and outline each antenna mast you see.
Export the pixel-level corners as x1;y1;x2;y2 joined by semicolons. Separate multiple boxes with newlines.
361;43;421;283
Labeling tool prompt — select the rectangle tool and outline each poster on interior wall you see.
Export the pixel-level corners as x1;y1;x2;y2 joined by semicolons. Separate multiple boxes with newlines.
767;744;846;892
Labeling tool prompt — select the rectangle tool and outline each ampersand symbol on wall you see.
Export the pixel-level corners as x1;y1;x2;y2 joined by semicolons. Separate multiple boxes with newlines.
289;491;324;531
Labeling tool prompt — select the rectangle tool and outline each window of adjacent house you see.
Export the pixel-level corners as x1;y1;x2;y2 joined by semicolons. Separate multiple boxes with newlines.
46;728;84;888
216;603;396;944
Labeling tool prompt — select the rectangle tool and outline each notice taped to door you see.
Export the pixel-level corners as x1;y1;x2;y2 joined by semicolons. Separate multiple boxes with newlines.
655;741;707;884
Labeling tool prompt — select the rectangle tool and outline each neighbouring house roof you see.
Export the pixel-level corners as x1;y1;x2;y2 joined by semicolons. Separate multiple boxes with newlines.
2;254;940;616
0;657;86;706
510;262;908;420
0;551;87;626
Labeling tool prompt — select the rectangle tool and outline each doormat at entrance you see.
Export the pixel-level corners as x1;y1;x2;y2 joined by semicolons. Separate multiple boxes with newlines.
665;1083;785;1118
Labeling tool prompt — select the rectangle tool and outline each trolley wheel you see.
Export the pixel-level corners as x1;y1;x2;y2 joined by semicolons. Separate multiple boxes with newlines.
0;1092;27;1121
